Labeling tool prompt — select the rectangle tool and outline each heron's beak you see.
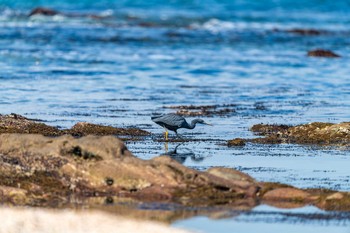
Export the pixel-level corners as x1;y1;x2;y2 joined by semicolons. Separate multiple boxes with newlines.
204;122;213;126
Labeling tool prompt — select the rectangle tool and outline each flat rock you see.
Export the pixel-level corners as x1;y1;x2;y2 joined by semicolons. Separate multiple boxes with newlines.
69;122;150;137
263;188;311;201
326;192;344;200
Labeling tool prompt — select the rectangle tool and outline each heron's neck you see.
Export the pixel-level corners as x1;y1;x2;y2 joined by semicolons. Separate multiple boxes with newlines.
185;119;200;129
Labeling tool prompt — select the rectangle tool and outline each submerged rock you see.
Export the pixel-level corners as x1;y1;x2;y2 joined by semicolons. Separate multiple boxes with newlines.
286;29;324;35
0;113;150;138
250;122;350;145
307;49;340;58
164;104;236;117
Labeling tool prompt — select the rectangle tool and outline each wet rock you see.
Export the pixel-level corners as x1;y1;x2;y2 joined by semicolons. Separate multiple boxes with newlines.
261;186;316;209
250;124;290;135
0;186;28;205
326;192;344;200
29;7;60;17
250;122;350;145
69;122;150;137
314;190;350;211
208;168;255;183
263;188;311;201
0;114;150;138
0;113;62;136
307;49;340;58
28;7;106;20
286;29;324;35
227;138;246;147
207;168;257;197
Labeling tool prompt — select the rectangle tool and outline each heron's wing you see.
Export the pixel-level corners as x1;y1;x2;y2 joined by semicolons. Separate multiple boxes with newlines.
151;114;185;127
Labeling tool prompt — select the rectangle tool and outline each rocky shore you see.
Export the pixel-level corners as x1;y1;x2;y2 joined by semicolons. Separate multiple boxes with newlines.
0;114;349;228
1;132;349;211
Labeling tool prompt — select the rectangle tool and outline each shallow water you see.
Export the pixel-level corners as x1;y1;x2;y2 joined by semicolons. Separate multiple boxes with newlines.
1;0;350;232
174;205;350;233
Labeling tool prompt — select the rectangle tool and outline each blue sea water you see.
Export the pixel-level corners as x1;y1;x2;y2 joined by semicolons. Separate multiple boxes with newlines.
1;0;350;232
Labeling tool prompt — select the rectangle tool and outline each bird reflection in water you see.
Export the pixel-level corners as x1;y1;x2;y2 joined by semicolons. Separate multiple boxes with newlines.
161;142;205;164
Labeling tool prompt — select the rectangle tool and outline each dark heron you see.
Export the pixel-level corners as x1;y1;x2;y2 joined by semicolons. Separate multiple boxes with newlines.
151;113;212;140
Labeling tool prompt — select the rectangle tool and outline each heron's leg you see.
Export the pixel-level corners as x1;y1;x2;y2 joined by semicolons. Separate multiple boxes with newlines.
165;131;169;141
162;127;169;141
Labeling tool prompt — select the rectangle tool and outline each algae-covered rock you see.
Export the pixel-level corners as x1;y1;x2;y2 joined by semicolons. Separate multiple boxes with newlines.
250;122;350;146
0;113;62;136
227;138;246;147
0;113;150;138
69;122;150;137
0;185;28;205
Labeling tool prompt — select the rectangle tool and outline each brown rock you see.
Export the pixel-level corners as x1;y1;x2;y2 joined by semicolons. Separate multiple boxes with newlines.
326;192;344;200
208;167;255;183
0;185;28;205
227;138;246;147
207;167;257;197
307;49;340;58
69;122;150;137
263;187;311;201
29;7;60;17
0;114;150;138
0;113;62;136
